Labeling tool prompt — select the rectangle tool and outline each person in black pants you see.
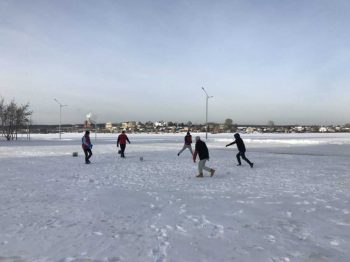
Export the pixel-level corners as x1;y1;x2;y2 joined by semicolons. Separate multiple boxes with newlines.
226;133;253;168
178;131;193;157
117;130;131;158
82;130;93;164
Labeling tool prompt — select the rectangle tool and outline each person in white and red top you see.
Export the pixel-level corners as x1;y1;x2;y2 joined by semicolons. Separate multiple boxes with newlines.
81;130;93;164
117;130;131;158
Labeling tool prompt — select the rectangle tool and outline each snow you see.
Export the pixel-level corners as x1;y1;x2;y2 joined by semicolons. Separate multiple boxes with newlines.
0;133;350;261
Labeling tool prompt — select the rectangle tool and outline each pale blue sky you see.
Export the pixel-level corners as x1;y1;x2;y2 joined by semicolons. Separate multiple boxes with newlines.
1;0;350;125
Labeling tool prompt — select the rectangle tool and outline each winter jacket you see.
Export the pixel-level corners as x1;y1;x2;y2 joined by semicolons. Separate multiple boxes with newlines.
193;140;209;161
227;137;246;152
82;135;91;150
117;133;130;146
184;134;192;145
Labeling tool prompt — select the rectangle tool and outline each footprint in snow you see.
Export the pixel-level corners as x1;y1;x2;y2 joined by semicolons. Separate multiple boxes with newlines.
265;235;276;243
150;226;170;262
179;204;187;215
210;224;225;238
330;239;340;246
271;256;291;262
176;225;187;233
296;201;310;205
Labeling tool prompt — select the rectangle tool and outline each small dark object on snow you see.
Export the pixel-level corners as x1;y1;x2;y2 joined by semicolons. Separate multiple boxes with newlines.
72;152;78;157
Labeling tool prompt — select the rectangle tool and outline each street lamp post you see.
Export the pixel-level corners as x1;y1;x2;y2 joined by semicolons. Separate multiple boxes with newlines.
54;98;67;140
86;113;97;141
27;116;31;141
201;87;213;140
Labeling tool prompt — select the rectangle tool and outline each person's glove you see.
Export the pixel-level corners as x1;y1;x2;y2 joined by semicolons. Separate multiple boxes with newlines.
117;144;119;148
89;144;93;149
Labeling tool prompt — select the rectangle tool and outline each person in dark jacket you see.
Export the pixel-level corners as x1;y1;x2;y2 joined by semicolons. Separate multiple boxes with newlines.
226;133;253;168
82;130;93;164
117;130;131;158
193;136;215;177
178;131;193;157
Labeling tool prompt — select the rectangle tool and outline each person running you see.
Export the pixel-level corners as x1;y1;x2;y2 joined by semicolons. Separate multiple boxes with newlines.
226;133;254;168
117;130;131;158
193;136;215;178
82;130;93;164
178;131;193;157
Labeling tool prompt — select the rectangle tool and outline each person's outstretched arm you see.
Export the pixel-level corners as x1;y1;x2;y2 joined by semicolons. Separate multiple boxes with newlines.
226;141;236;147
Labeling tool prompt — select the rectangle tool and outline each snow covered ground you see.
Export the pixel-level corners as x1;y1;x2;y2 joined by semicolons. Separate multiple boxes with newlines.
0;133;349;261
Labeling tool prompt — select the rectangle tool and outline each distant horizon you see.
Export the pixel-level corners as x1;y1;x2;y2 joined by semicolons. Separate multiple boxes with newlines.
2;95;350;126
30;120;350;127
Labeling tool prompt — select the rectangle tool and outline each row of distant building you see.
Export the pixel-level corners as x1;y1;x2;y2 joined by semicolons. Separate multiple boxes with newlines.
28;120;350;134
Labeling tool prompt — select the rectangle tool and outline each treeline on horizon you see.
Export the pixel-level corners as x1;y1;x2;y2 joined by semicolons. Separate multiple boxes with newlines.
25;121;350;135
1;96;350;140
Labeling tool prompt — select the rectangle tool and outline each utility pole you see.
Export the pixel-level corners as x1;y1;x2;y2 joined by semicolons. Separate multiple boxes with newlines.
86;113;97;141
201;87;213;140
54;98;67;140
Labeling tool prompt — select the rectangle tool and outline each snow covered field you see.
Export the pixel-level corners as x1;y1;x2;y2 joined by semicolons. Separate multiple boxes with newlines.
0;133;350;262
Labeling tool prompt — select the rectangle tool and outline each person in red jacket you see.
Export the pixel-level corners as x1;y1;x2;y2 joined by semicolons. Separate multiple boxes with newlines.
81;130;93;164
177;131;193;157
117;130;131;158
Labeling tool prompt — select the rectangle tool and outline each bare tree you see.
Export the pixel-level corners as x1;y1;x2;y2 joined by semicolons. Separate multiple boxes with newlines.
267;120;275;132
14;103;32;140
224;118;233;131
267;120;275;127
0;97;32;140
2;100;16;140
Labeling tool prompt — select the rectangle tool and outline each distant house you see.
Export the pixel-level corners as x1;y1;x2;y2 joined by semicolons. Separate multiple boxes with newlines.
245;127;256;134
154;121;167;127
295;126;305;132
105;122;116;132
122;121;136;130
218;124;226;132
179;127;191;132
319;127;327;133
